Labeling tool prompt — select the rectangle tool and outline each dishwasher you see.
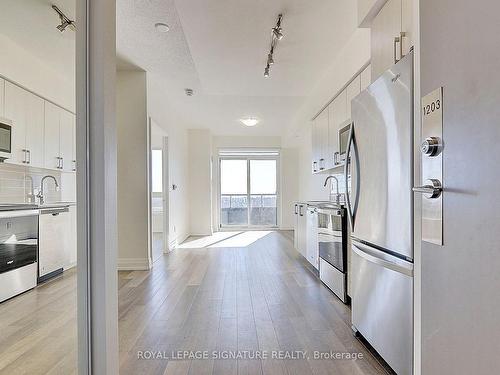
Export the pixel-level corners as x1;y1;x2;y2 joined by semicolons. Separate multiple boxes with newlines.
38;206;69;283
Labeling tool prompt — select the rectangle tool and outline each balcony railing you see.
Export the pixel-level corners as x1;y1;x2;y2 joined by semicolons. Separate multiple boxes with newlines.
221;194;277;226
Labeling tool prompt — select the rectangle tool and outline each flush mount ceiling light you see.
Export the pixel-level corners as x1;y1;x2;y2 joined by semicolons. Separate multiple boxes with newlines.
155;22;170;33
52;5;75;32
264;14;284;78
240;118;259;127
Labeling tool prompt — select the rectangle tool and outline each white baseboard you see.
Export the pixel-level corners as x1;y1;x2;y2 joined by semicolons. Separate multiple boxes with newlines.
117;258;151;271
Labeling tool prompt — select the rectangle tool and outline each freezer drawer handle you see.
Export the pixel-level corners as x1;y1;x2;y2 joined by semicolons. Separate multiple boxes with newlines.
352;244;413;277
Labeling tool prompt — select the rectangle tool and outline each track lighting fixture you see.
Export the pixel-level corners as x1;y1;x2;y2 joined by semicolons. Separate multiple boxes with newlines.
272;26;284;41
52;5;75;32
263;14;284;78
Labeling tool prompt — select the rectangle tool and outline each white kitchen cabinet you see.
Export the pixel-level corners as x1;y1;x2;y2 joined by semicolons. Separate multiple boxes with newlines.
44;101;61;170
401;0;413;56
346;75;361;120
295;203;308;257
44;101;76;172
311;120;319;173
360;65;372;91
4;82;27;164
293;203;299;248
25;94;45;167
371;0;413;81
4;82;45;168
60;110;75;172
333;90;348;126
0;79;5;117
316;108;330;171
371;0;402;81
306;206;319;269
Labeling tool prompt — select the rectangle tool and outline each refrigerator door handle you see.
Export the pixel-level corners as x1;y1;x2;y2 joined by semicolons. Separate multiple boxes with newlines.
344;124;358;229
352;242;413;277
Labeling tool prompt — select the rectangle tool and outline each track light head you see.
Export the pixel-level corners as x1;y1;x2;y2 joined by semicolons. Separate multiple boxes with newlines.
267;54;274;65
264;65;270;78
272;27;284;40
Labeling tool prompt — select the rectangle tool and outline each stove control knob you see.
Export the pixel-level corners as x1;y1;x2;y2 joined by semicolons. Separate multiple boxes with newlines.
421;137;443;157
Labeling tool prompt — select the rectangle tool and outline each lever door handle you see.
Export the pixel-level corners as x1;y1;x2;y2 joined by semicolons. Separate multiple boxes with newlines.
412;179;442;199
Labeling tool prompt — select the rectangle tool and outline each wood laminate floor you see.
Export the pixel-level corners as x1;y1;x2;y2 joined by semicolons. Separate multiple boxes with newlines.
118;231;387;375
0;231;388;375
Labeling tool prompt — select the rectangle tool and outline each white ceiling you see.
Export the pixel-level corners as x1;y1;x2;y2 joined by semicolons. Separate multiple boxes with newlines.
0;0;75;83
0;0;358;137
117;0;358;136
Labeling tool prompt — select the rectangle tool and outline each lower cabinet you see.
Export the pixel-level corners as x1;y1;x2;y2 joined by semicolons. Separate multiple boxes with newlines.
306;207;319;269
293;203;319;269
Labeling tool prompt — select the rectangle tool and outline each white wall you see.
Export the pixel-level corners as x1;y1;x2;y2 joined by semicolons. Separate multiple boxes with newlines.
188;129;212;235
147;75;190;248
116;70;150;270
0;34;75;112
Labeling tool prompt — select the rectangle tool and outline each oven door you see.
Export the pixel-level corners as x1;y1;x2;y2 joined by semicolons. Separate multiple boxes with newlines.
0;210;39;274
317;209;346;272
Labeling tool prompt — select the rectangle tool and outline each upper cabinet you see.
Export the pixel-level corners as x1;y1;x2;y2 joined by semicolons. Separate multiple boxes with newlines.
311;67;370;174
44;101;76;172
4;82;44;167
346;76;361;121
371;0;413;81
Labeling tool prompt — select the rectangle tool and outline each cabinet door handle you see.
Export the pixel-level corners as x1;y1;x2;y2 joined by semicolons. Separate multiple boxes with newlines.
22;149;28;164
60;157;64;170
299;205;304;216
72;160;76;171
399;32;406;60
313;161;318;172
394;35;400;63
27;150;31;164
294;204;298;215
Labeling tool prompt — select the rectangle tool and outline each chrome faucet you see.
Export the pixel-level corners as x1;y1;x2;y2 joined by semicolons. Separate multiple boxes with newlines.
36;175;60;205
324;175;340;204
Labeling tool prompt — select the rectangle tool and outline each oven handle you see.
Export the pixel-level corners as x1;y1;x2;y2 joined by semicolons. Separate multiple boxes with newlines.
0;209;40;219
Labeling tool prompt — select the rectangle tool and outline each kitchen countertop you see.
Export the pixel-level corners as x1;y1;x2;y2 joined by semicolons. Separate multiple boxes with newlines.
0;202;76;211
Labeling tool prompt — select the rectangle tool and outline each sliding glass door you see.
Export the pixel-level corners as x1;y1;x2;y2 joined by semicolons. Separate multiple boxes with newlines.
220;153;279;228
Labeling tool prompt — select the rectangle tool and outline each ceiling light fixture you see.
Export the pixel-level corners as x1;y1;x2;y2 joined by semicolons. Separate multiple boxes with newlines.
263;14;284;78
155;22;170;33
185;88;194;96
52;5;75;32
240;118;259;127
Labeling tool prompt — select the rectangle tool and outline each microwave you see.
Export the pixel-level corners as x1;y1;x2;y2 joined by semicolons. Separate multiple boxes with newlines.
0;118;12;162
336;121;351;166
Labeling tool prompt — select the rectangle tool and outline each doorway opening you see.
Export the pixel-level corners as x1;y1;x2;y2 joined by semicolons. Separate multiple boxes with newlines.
218;150;279;229
149;119;169;263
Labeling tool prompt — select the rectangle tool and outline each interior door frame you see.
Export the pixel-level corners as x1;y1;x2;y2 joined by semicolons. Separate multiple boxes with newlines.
217;153;281;231
147;117;170;265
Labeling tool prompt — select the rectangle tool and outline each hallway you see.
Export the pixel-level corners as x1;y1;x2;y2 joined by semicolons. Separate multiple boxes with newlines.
118;231;387;374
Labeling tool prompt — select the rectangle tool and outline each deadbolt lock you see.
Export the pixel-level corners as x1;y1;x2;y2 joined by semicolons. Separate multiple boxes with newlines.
421;136;443;157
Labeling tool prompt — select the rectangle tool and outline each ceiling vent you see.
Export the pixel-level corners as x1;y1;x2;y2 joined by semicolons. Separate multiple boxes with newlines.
185;88;194;96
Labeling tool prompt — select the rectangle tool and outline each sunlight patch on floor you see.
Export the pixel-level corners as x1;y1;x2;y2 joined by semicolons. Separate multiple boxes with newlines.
179;231;273;249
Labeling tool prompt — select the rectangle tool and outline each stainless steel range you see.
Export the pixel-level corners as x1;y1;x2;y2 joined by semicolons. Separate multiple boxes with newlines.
0;204;39;303
317;205;348;303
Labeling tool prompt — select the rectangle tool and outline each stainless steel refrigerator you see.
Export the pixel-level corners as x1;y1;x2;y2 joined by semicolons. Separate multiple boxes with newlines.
346;51;413;375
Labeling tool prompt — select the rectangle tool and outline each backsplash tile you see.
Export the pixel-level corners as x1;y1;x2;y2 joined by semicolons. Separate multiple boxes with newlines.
0;163;74;204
